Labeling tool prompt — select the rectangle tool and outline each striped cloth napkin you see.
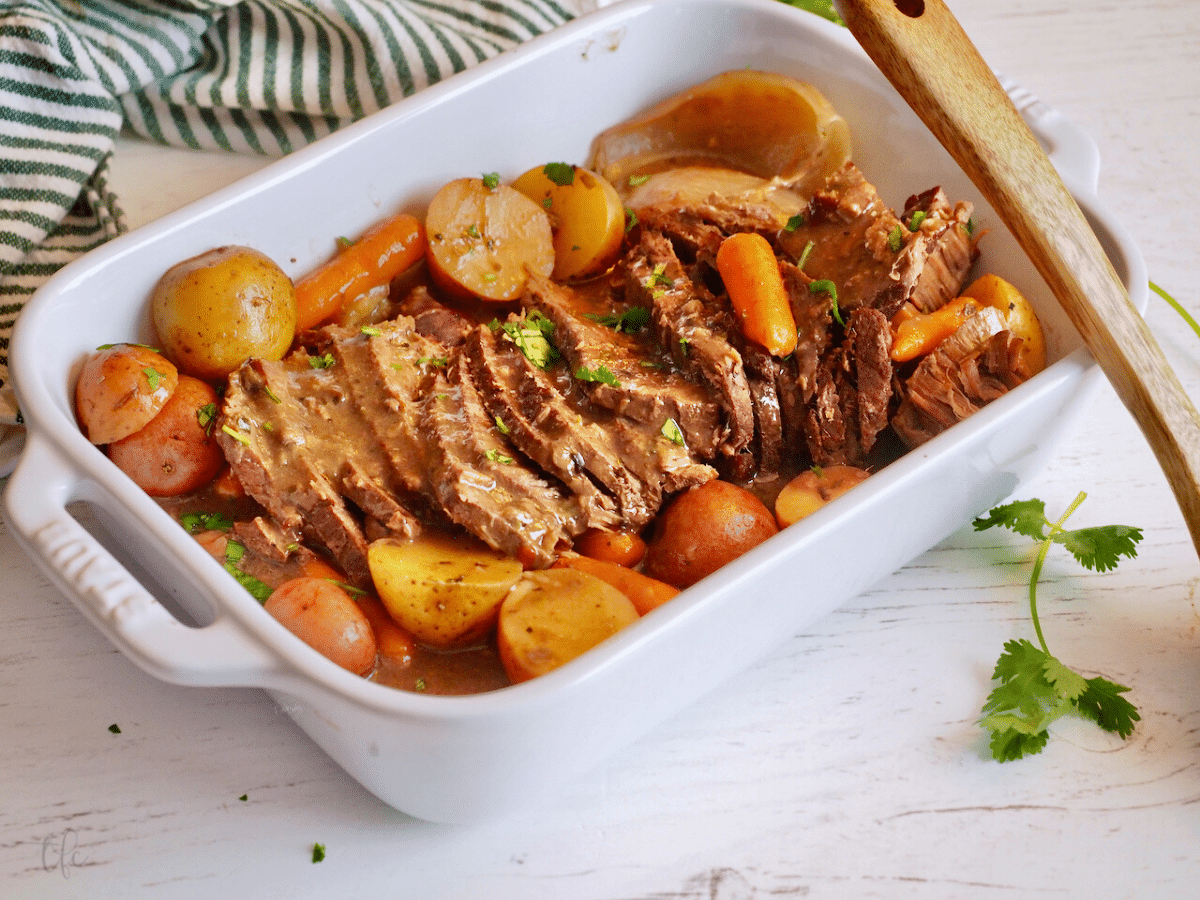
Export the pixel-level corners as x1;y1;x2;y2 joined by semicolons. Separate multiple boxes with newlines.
0;0;584;427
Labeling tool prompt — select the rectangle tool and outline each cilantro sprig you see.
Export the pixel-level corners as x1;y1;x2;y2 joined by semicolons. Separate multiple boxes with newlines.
973;492;1142;761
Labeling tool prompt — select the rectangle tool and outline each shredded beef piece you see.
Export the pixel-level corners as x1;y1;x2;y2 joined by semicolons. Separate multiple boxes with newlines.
397;285;473;346
892;306;1030;448
900;187;976;314
801;307;894;467
625;230;756;459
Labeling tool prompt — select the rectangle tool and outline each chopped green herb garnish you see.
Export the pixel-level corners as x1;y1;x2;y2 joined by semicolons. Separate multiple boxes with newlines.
97;342;160;353
543;162;575;186
196;402;217;434
308;353;336;369
500;312;559;369
336;236;353;250
239;794;248;802
574;364;620;386
809;279;843;326
494;415;510;435
628;173;651;187
586;306;651;333
415;678;427;691
312;844;326;864
180;510;233;534
417;356;448;368
485;448;515;465
784;213;805;232
974;493;1143;761
263;385;282;404
108;723;121;734
810;464;824;477
482;172;500;190
467;223;481;238
888;224;904;252
796;240;814;271
645;263;673;289
483;272;499;282
660;418;685;446
625;207;638;233
143;367;165;391
360;325;382;337
908;210;927;232
542;197;553;210
221;424;251;446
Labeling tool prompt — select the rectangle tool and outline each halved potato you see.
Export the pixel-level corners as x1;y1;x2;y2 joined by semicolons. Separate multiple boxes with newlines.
425;177;554;302
590;69;851;199
511;164;626;281
75;343;178;445
497;568;639;683
367;533;524;649
774;465;870;528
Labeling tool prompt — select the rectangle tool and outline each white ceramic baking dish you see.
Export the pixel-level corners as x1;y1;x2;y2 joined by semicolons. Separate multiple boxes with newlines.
3;0;1145;823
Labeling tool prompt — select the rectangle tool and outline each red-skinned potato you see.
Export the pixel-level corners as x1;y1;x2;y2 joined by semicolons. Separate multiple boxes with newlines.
107;375;224;496
643;480;779;589
264;576;377;676
75;344;178;445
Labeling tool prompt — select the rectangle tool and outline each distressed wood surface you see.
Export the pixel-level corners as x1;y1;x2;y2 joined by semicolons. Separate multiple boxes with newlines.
3;1;1198;897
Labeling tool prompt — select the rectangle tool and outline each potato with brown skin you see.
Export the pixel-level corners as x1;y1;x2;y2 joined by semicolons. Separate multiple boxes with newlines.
774;465;870;528
75;344;178;445
425;177;554;302
497;568;639;684
643;480;779;589
151;245;296;380
264;577;377;676
107;375;224;496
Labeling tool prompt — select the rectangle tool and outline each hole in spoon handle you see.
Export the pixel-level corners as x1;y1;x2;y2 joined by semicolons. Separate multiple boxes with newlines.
894;0;925;16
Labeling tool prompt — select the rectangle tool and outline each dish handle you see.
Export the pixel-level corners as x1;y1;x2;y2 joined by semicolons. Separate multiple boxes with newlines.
4;431;287;689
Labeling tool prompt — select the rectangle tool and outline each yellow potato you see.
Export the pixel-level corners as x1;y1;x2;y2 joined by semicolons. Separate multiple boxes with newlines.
367;533;524;649
425;177;554;302
960;274;1046;375
511;164;626;281
496;568;639;684
774;465;870;528
75;343;179;445
151;245;296;381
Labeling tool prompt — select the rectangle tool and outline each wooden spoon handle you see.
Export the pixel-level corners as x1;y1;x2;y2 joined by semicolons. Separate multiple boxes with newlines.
834;0;1200;555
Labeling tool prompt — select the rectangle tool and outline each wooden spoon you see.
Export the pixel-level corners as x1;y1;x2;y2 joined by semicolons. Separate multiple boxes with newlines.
834;0;1200;557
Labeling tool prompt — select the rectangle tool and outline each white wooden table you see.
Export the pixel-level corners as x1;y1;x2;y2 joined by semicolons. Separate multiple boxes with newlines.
3;1;1199;897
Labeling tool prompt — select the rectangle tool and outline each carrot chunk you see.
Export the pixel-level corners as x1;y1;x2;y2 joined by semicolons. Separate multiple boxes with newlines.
889;295;977;362
715;232;797;357
294;212;425;332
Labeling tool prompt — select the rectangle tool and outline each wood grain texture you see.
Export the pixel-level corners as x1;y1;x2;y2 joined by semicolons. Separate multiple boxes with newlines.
3;1;1200;898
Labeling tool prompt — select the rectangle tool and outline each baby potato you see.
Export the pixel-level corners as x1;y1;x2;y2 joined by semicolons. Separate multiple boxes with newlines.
75;343;178;445
511;164;626;281
425;177;554;302
367;533;524;649
107;375;224;496
644;480;779;589
496;568;639;684
960;273;1046;375
152;245;296;380
264;577;377;676
774;464;870;528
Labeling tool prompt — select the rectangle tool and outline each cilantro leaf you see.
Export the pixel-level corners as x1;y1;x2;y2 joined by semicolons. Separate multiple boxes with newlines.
500;312;559;369
586;306;651;334
574;364;620;386
1075;676;1140;737
1050;524;1143;572
972;498;1048;541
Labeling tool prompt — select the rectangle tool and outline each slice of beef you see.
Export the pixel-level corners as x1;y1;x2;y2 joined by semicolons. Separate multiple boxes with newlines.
232;516;303;565
899;187;976;314
466;324;630;528
780;258;833;404
740;344;787;479
523;273;724;458
801;307;895;467
892;306;1029;448
396;285;473;347
625;230;756;459
217;357;374;587
422;351;591;566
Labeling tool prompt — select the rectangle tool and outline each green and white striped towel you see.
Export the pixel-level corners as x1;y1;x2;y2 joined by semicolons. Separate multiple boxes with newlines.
0;0;579;426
